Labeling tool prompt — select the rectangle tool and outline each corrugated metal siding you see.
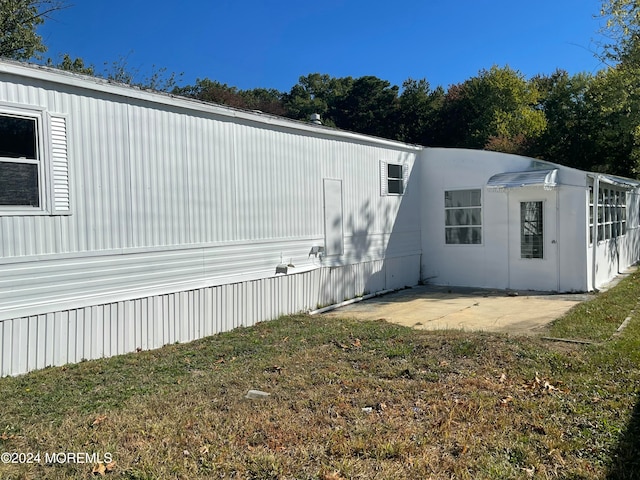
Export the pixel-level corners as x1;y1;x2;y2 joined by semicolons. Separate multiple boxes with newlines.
0;66;422;376
1;257;420;376
0;76;419;259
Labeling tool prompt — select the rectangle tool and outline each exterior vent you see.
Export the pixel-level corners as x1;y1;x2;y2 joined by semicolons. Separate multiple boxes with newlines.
310;113;322;125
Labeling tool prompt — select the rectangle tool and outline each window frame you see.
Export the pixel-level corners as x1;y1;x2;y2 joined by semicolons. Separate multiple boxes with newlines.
444;188;483;245
520;201;544;259
589;184;627;245
380;161;407;196
387;163;404;195
0;104;48;215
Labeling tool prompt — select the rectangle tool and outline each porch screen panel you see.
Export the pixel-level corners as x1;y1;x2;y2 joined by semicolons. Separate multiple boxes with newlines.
521;201;543;259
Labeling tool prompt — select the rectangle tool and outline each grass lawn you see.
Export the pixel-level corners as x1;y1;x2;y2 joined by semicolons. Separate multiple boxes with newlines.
1;274;640;479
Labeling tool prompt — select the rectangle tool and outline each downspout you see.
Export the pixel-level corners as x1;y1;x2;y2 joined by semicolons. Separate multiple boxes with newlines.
590;174;600;292
556;188;561;292
506;189;511;289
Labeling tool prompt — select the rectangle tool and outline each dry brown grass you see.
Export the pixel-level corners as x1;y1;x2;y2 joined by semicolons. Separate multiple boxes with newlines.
1;276;640;479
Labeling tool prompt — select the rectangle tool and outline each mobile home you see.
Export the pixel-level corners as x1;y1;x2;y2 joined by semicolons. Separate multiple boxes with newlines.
1;60;638;376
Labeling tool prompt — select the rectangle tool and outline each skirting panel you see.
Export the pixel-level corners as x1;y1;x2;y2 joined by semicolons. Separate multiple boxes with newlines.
0;256;420;376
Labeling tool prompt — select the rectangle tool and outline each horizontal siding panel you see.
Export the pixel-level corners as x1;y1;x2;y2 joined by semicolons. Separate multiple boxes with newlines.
1;257;420;376
0;237;328;318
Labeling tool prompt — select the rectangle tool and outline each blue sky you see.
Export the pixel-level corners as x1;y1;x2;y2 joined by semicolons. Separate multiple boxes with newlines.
38;0;607;92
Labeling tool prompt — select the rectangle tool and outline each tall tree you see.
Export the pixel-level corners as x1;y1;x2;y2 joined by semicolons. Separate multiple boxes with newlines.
600;0;640;66
531;70;597;170
0;0;67;60
433;65;546;155
283;73;353;127
332;75;399;138
397;78;444;145
595;0;640;176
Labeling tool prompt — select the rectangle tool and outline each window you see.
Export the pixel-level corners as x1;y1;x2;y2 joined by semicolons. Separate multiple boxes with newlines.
589;185;626;244
521;202;543;259
380;161;406;196
0;106;70;215
445;189;482;244
0;114;41;207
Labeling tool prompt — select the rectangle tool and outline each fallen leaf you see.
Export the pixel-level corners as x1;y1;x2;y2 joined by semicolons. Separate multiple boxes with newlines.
200;445;210;455
105;461;116;473
500;395;514;406
92;463;106;476
323;472;346;480
215;358;225;364
352;338;362;348
92;415;107;427
499;373;507;383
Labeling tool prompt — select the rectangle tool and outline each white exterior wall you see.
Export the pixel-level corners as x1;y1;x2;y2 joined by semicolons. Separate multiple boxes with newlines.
421;148;590;292
3;62;640;377
587;185;640;290
0;62;421;375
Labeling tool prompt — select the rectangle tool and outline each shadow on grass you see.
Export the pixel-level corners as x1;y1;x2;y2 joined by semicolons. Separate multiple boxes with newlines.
608;395;640;479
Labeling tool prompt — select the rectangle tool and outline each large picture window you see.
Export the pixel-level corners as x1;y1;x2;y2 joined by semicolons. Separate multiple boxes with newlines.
444;189;482;244
0;113;41;208
521;201;543;259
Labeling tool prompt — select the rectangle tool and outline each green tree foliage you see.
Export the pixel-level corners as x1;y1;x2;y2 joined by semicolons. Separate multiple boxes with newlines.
174;78;285;116
531;70;597;170
283;73;353;126
397;78;444;145
591;0;640;176
46;53;95;75
331;76;399;138
600;0;640;66
0;0;66;60
433;66;546;155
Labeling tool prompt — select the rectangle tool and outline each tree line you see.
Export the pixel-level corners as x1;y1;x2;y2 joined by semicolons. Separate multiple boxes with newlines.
2;0;640;178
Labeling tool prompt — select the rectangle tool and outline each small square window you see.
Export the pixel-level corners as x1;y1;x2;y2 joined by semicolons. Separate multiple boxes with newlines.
387;163;404;195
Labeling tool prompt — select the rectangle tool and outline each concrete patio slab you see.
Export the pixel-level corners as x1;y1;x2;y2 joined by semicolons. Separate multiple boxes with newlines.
321;285;593;335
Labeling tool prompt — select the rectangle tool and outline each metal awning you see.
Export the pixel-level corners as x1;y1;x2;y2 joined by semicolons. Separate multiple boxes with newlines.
598;174;638;189
486;169;558;191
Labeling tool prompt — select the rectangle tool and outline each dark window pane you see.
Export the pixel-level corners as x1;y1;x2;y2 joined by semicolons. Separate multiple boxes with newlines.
0;116;37;159
388;178;403;194
387;163;403;180
0;161;40;206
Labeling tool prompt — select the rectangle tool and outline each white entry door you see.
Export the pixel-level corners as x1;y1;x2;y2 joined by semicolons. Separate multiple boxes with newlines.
507;190;558;291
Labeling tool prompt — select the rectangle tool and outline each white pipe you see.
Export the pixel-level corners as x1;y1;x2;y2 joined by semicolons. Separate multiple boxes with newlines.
556;188;561;292
308;288;396;315
591;174;600;292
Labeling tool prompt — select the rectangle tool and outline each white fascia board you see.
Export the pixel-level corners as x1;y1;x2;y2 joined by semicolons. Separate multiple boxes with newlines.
0;60;423;152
